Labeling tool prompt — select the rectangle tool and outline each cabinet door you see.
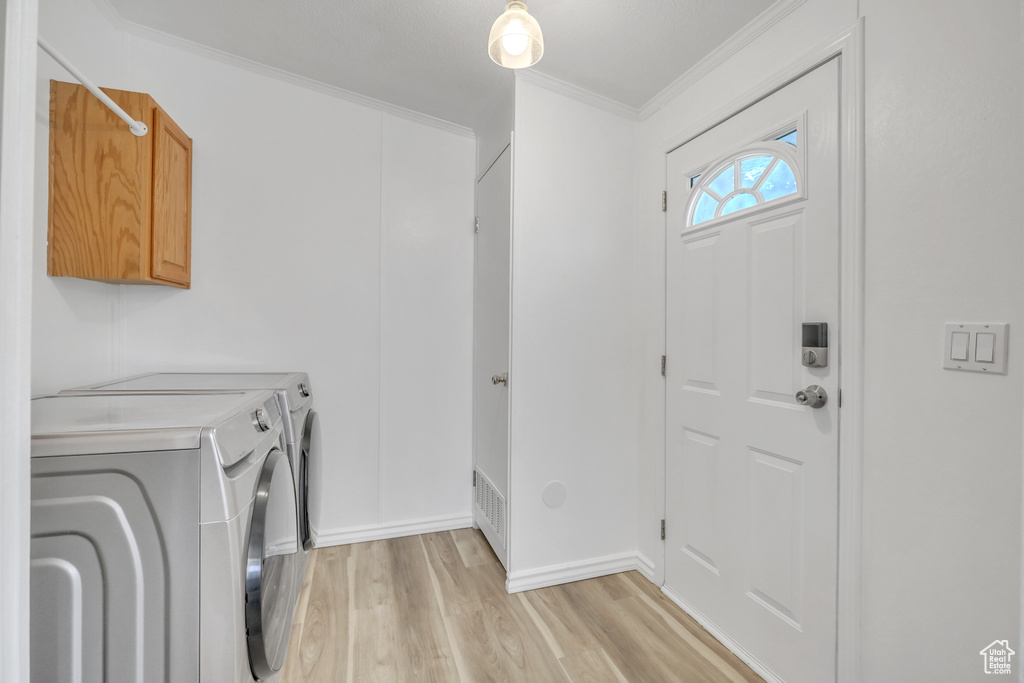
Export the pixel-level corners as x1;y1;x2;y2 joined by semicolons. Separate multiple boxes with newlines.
48;82;152;281
151;106;192;287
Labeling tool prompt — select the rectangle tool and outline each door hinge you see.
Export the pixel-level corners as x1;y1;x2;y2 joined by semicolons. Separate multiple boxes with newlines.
660;355;666;376
474;217;480;234
473;470;477;487
662;191;667;212
660;519;666;540
838;389;842;408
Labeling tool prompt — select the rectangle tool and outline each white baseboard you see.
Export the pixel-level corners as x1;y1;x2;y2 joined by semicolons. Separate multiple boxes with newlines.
634;552;656;583
505;551;653;594
311;513;473;547
661;585;783;683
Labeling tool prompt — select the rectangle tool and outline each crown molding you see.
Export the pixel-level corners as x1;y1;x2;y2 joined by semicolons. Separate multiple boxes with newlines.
516;69;640;121
87;0;476;139
84;0;809;136
515;0;810;123
637;0;809;121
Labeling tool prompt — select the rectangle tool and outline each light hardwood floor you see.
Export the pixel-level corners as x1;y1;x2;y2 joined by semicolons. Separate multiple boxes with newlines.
281;529;762;682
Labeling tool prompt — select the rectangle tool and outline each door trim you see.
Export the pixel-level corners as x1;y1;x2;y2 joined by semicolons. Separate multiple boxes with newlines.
661;20;864;683
1;1;39;682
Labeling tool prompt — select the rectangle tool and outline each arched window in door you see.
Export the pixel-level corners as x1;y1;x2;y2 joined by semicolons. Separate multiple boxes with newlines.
687;142;802;228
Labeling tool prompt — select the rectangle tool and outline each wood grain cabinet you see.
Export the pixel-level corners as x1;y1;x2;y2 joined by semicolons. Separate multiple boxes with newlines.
48;80;193;288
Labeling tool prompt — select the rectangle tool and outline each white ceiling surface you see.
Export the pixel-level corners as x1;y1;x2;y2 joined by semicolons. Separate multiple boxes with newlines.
103;0;774;130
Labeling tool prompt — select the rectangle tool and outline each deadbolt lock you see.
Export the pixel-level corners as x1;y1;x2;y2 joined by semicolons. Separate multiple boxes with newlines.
802;322;829;368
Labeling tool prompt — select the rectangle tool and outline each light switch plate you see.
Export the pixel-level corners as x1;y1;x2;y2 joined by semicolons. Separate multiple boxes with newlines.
943;323;1009;374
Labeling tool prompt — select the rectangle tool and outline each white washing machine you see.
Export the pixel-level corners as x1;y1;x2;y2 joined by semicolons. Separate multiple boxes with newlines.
65;372;320;551
30;390;304;683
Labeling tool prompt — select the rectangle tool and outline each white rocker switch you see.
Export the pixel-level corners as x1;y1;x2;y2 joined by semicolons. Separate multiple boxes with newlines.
976;333;996;363
950;331;969;361
944;323;1008;374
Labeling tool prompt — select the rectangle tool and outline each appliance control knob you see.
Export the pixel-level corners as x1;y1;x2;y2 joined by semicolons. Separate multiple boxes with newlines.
253;408;271;432
298;382;310;397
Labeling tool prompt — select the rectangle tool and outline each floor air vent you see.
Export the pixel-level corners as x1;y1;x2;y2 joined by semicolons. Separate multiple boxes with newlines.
474;469;506;547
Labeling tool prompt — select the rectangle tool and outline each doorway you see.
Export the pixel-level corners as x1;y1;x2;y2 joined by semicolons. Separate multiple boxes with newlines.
473;143;512;570
664;59;841;683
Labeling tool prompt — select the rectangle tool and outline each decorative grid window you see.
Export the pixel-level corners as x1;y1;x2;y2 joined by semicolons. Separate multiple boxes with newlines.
777;129;798;146
688;141;801;228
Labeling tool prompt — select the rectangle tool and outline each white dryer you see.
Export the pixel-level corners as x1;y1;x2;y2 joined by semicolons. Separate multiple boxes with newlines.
65;372;319;551
30;391;303;683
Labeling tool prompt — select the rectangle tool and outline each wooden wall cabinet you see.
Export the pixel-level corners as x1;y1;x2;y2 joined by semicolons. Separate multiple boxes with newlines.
48;80;193;288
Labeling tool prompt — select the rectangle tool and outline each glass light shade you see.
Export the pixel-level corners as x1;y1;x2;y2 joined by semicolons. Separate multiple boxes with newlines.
488;1;543;69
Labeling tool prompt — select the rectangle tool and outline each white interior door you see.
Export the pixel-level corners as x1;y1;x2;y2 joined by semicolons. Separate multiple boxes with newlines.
664;60;840;683
473;143;512;569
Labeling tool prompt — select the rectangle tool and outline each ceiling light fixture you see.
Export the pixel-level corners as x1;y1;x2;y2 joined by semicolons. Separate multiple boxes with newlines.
488;1;543;69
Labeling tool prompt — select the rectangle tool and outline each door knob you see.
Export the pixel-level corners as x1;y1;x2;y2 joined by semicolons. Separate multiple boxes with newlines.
491;372;508;387
795;385;827;408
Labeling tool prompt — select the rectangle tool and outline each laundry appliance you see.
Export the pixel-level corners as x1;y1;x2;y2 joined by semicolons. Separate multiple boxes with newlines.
64;372;320;551
30;390;304;683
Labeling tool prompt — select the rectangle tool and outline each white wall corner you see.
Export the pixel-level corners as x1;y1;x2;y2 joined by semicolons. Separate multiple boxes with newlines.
516;69;640;121
634;551;657;584
311;513;474;548
505;551;652;594
85;0;475;139
637;0;810;120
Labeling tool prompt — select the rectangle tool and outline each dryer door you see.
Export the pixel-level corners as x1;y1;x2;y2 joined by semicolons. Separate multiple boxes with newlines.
245;448;302;681
299;410;320;550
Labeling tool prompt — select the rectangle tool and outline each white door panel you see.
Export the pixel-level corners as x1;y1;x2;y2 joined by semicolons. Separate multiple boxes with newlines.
665;59;840;683
473;144;512;569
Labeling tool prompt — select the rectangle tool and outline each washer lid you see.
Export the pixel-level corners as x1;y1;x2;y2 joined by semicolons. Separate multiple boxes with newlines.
77;372;304;392
31;392;269;457
61;373;315;441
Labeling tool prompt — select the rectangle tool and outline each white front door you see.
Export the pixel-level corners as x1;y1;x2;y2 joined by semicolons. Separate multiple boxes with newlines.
664;59;840;683
473;143;512;569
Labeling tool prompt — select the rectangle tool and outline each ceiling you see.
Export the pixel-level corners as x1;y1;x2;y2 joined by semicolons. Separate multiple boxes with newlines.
104;0;775;130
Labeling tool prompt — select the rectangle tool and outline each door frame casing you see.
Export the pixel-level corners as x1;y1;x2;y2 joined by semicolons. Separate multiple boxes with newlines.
660;21;864;683
0;0;40;681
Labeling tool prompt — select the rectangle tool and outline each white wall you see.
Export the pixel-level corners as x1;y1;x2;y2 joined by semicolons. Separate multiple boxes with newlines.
32;0;123;393
634;0;1023;679
859;2;1022;679
475;70;514;176
379;114;475;528
509;77;637;578
33;0;476;541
